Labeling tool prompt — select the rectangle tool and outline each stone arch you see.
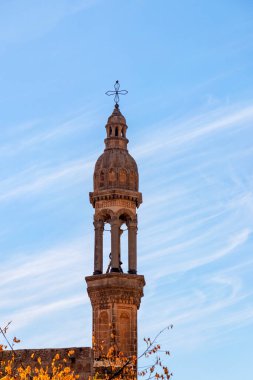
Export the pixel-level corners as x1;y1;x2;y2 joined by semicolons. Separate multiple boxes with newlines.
116;208;135;222
95;209;114;223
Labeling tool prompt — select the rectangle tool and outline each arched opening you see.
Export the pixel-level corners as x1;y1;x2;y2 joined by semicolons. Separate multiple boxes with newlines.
118;212;131;273
93;211;113;274
115;127;119;137
116;209;137;274
109;126;112;136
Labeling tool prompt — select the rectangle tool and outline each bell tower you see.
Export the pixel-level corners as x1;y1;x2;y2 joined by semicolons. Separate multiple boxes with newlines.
85;84;145;363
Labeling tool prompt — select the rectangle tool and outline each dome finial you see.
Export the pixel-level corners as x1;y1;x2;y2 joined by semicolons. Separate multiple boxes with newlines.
105;80;128;107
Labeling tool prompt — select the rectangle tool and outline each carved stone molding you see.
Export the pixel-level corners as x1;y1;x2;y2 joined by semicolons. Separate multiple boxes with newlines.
95;199;136;210
88;288;143;308
85;274;145;310
89;189;142;208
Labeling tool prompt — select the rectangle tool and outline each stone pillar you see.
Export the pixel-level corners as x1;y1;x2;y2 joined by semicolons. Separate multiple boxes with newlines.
111;217;120;272
93;220;104;275
119;228;124;272
128;220;137;274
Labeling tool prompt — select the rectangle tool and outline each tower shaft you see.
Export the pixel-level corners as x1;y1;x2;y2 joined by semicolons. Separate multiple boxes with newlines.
86;104;145;368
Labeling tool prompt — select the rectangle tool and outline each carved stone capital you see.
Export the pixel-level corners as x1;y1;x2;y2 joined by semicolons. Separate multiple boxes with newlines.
127;219;137;229
93;220;104;230
110;215;120;227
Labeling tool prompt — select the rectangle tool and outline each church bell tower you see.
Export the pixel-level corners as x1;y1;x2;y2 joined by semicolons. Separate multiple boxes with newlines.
85;82;145;362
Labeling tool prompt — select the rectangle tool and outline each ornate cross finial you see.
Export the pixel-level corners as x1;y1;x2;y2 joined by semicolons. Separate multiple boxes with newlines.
105;80;128;108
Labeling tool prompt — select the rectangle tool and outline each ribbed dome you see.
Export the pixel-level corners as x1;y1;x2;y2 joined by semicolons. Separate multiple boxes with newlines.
94;149;139;191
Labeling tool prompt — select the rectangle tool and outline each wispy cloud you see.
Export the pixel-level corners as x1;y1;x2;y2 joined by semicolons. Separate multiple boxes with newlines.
0;106;100;158
133;102;253;351
139;259;253;351
151;229;250;278
0;237;92;346
133;103;253;159
0;159;94;203
9;295;89;331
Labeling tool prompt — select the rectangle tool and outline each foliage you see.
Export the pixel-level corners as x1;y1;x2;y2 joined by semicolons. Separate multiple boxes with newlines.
0;351;79;380
0;323;173;380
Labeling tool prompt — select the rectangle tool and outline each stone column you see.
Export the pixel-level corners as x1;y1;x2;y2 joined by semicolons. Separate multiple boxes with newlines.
128;220;137;274
93;220;104;275
111;217;120;272
119;228;124;272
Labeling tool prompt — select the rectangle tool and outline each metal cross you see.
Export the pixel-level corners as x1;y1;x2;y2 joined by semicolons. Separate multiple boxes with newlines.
105;80;128;107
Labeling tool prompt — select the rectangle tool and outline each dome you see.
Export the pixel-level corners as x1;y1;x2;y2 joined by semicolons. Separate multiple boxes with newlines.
93;149;139;191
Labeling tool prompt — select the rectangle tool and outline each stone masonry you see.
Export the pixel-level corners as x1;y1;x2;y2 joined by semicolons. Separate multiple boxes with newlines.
0;347;93;380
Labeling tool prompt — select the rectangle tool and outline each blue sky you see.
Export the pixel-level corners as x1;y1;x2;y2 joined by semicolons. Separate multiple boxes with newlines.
0;0;253;379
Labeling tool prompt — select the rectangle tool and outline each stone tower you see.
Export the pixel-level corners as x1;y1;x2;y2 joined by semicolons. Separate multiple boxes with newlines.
85;102;145;363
